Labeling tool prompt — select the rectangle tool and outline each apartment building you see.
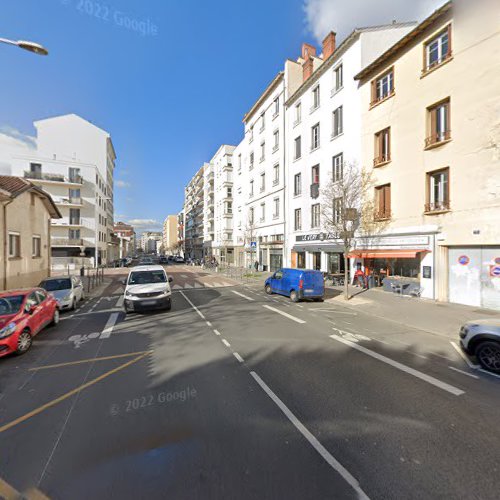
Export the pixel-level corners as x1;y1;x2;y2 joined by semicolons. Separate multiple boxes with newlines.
0;176;61;290
114;221;136;258
177;210;185;256
162;215;178;254
140;231;162;253
284;25;416;273
11;114;116;269
354;1;500;308
184;165;205;259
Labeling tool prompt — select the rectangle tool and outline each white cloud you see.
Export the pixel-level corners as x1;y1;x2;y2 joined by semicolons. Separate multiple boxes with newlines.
0;126;36;175
127;218;160;228
303;0;445;42
115;179;131;188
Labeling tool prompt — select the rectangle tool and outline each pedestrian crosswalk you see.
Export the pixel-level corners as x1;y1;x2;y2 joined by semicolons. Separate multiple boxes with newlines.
172;281;234;290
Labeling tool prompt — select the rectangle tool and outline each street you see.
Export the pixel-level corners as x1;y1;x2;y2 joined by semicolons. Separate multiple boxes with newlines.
1;265;499;500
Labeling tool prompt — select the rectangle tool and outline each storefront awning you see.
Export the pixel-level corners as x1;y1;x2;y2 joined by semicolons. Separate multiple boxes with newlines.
347;249;430;259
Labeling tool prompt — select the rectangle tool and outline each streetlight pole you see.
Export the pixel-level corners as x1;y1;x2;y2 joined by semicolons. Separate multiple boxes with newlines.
0;37;48;56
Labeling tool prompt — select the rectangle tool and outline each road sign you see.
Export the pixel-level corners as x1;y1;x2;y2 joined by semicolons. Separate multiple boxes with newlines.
458;255;470;266
250;241;257;249
490;266;500;278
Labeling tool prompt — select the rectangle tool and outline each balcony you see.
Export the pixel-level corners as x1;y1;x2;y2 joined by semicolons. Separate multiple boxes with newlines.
52;218;83;228
310;183;320;199
24;171;84;185
424;201;450;214
373;155;391;167
54;197;83;207
206;171;214;181
51;238;92;247
424;131;451;149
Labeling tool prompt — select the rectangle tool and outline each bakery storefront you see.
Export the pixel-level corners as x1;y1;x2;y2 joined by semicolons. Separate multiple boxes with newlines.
290;233;345;274
348;234;435;299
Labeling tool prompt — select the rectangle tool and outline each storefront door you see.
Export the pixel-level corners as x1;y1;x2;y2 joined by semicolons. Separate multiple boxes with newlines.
270;253;282;272
312;252;321;271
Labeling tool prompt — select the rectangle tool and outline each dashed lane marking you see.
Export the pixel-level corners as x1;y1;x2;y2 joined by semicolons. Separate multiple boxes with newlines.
233;352;244;363
448;366;480;379
179;291;206;320
263;305;306;324
221;339;231;347
231;290;255;301
214;329;221;336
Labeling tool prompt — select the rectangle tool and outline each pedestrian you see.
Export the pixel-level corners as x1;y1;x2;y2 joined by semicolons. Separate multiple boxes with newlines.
254;260;259;271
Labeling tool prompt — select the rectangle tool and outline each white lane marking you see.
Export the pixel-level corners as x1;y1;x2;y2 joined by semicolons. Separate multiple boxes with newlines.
100;313;120;339
213;329;221;336
206;321;212;327
179;291;206;320
233;352;244;363
205;282;214;288
448;366;480;379
222;282;233;287
232;290;254;301
450;341;480;368
212;282;223;288
194;282;204;288
172;284;182;290
181;274;189;278
221;339;231;347
296;304;304;308
263;305;306;324
115;295;124;308
330;335;465;396
478;368;500;379
183;283;193;289
250;371;370;500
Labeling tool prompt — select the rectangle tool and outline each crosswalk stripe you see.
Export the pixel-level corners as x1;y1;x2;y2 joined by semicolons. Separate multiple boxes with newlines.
183;283;193;289
194;282;204;288
172;284;182;290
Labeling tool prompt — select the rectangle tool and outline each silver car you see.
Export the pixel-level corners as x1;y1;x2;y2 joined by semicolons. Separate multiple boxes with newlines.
39;276;85;311
460;319;500;374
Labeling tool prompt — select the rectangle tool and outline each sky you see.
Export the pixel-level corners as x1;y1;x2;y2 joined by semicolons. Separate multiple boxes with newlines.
1;0;443;234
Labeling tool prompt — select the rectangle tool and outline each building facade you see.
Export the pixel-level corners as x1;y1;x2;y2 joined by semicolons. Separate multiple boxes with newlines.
140;231;162;254
354;1;500;307
114;221;136;258
183;165;205;260
0;176;61;290
162;215;178;254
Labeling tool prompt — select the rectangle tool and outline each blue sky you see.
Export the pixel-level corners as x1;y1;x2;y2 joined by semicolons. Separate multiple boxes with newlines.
1;0;439;233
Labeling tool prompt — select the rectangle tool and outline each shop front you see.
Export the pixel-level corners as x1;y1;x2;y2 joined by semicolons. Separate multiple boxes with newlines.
290;233;344;274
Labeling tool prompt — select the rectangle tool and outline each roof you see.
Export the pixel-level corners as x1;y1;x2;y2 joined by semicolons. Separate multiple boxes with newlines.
354;1;452;81
286;22;417;107
243;72;284;124
0;175;62;218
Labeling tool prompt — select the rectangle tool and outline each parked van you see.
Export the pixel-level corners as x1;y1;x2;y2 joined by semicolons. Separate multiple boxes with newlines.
264;268;324;302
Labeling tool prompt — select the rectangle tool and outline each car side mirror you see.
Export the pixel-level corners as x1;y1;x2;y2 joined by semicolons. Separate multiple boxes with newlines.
25;305;36;315
169;277;173;283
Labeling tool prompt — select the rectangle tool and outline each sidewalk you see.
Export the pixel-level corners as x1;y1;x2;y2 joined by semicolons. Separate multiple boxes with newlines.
325;284;500;339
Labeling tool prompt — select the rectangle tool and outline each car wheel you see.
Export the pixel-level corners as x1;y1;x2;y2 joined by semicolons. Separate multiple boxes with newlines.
476;341;500;374
16;329;32;355
290;290;299;303
50;308;60;326
71;298;77;311
314;298;324;302
165;299;172;311
265;285;273;295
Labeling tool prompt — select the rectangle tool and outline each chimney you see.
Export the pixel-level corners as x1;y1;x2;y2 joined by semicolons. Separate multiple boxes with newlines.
322;31;336;60
302;57;314;82
301;42;316;61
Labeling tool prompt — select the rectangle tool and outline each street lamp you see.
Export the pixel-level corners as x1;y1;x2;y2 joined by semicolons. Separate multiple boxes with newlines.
0;37;48;56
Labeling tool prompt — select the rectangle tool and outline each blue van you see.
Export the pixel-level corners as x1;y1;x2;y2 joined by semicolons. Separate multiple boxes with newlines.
264;268;325;302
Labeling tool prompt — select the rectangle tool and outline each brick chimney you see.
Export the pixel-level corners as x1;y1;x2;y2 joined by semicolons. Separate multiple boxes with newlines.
301;42;316;61
322;31;336;60
302;57;314;82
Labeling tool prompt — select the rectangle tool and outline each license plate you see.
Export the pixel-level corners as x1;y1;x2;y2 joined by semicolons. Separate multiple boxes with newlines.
141;300;156;306
305;289;314;293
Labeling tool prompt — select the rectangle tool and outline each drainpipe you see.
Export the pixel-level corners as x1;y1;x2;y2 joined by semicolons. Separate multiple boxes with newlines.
2;198;14;291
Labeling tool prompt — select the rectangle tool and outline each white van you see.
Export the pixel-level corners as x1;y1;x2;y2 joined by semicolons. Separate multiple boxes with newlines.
123;265;173;313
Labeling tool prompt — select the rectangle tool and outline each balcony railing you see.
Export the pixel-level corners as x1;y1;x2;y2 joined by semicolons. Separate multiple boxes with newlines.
310;183;320;199
51;238;92;247
424;200;450;213
24;171;83;184
374;210;391;221
425;130;451;148
373;154;391;167
54;197;83;206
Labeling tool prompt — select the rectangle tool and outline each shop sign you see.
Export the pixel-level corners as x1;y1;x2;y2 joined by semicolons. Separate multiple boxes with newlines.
458;255;470;266
362;236;429;247
490;266;500;278
423;266;432;279
296;232;338;242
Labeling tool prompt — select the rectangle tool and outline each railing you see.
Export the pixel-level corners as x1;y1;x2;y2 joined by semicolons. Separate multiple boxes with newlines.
425;130;451;148
373;154;391;166
54;197;83;206
370;89;395;107
374;210;391;221
24;171;83;184
422;52;452;75
424;201;450;213
51;238;93;246
310;183;320;199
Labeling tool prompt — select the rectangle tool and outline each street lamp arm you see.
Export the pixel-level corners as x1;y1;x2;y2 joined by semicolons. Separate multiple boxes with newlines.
0;37;48;56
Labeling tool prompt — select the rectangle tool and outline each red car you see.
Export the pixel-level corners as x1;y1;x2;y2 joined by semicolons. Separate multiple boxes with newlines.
0;288;60;357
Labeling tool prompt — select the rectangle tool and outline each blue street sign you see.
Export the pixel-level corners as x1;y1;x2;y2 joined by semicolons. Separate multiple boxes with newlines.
250;241;257;248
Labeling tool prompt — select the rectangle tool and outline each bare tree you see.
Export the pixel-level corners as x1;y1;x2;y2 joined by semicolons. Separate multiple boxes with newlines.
243;215;258;272
321;162;387;300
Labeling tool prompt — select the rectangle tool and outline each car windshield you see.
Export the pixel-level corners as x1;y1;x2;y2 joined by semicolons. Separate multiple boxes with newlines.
0;295;25;316
128;271;166;285
40;278;72;291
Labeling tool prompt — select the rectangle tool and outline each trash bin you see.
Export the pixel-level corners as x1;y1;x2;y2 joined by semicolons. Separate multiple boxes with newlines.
368;275;375;289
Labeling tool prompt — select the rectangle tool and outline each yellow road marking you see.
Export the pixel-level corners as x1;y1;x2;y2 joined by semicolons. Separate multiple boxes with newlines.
29;350;153;371
24;487;51;499
0;477;19;500
0;352;151;435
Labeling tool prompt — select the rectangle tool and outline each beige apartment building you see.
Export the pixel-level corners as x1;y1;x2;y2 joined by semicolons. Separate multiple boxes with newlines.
162;215;178;254
354;0;500;309
0;176;61;290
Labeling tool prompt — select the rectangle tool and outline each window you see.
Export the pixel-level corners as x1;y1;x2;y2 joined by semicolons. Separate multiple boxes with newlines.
249;180;254;197
273;198;279;218
260;173;265;192
294;102;301;125
371;68;394;105
424;26;451;73
69;208;80;225
294;208;302;230
311;165;320;185
260;141;265;162
30;162;42;176
333;198;343;224
249;152;254;169
273;164;279;186
69;188;81;202
333;64;343;92
273;130;279;152
260;202;265;222
374;128;391;166
69;229;80;240
297;251;306;269
332;106;343;137
311;123;320;150
249;207;254;224
332;153;343;182
225;202;233;214
311;85;320;111
375;184;391;220
294;136;302;160
260;112;265;132
238;154;242;172
426;98;451;147
273;97;279;117
32;235;41;257
294;173;302;196
249;126;254;142
9;233;20;258
227;186;232;198
426;168;450;212
69;167;81;183
311;204;321;228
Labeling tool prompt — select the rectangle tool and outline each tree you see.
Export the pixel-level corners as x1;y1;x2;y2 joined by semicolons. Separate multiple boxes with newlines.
320;161;387;300
243;214;258;272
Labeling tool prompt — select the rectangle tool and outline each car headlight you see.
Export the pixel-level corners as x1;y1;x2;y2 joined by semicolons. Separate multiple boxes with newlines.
125;290;134;297
0;322;17;339
64;293;72;301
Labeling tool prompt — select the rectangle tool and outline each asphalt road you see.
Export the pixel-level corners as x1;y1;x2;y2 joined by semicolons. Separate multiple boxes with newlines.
0;265;499;499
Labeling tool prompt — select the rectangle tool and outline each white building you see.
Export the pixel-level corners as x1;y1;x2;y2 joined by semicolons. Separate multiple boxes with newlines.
11;114;116;268
140;231;162;253
183;166;205;259
284;25;416;273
